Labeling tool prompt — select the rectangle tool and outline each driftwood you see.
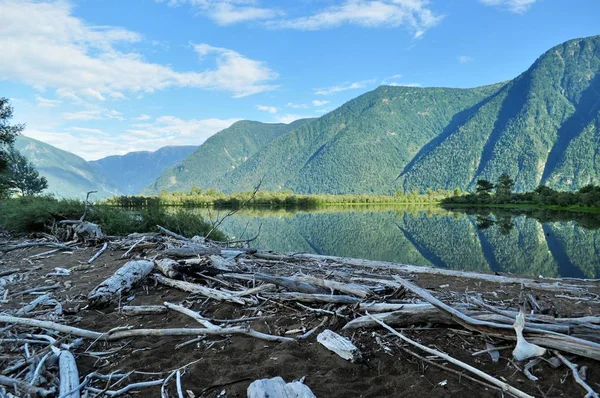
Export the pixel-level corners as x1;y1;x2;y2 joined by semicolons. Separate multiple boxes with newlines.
293;253;590;293
268;292;361;304
153;274;249;305
162;245;220;258
512;310;546;361
317;329;359;362
0;241;71;253
292;275;374;298
87;260;154;308
155;258;181;279
0;374;55;397
59;350;80;398
73;221;103;240
247;377;316;398
253;273;328;294
0;315;295;343
157;225;190;242
391;276;600;361
121;305;168;316
367;313;533;398
554;351;599;398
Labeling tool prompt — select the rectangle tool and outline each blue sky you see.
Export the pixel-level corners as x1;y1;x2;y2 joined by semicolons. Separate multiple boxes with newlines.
0;0;598;160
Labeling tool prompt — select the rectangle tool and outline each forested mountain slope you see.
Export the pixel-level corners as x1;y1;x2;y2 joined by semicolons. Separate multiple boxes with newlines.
149;35;600;194
215;84;504;193
146;119;314;194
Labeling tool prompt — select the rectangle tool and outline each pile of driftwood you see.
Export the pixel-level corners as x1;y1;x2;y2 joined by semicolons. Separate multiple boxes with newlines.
1;220;600;397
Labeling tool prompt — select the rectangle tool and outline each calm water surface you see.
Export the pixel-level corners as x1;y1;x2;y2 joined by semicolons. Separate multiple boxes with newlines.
196;205;600;278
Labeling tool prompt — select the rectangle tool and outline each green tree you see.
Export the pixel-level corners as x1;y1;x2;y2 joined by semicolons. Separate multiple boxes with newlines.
496;173;515;197
475;179;495;196
0;98;24;174
1;148;48;196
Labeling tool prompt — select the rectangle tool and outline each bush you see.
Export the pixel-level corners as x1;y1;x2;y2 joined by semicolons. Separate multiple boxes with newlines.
0;196;226;240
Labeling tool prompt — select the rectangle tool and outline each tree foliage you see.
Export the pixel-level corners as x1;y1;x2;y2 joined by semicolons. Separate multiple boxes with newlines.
0;97;24;175
1;148;48;196
475;179;495;196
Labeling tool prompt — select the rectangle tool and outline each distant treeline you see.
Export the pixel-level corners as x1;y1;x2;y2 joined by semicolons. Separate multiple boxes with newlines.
443;173;600;210
105;188;460;209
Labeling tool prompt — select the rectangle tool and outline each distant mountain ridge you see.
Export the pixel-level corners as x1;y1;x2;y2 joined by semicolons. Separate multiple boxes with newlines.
15;136;198;198
91;146;197;195
148;35;600;194
145;118;315;193
14;136;120;199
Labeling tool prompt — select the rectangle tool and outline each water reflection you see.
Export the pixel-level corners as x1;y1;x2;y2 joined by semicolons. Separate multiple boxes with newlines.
194;205;600;278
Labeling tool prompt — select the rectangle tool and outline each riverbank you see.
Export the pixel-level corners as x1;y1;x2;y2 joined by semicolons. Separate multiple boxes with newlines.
1;233;599;397
442;202;600;214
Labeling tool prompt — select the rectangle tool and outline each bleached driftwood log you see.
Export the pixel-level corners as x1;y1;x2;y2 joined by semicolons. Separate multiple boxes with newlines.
0;375;55;397
153;274;249;305
247;377;316;398
391;275;600;361
268;292;361;305
367;313;534;398
253;273;328;294
209;255;235;271
88;242;108;264
73;221;103;240
292;253;592;293
59;350;80;398
157;225;189;241
317;329;359;362
155;258;181;279
88;260;154;308
121;305;167;316
0;241;71;253
293;275;373;298
16;293;63;316
512;310;546;361
0;315;295;343
163;245;220;258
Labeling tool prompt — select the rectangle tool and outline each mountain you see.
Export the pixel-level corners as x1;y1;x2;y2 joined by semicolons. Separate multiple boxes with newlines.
146;119;315;193
14;136;120;199
399;35;600;192
148;35;600;195
91;146;197;195
214;84;504;194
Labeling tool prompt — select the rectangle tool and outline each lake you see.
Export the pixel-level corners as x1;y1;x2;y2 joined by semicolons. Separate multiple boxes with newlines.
195;205;600;279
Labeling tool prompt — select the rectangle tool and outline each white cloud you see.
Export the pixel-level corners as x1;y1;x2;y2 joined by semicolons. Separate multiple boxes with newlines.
35;95;61;107
193;44;279;97
0;0;278;99
479;0;539;13
69;127;106;135
159;1;442;37
256;105;278;113
24;116;239;160
286;102;308;109
157;0;282;25
266;0;442;37
312;100;330;107
458;55;473;64
62;108;124;121
314;79;375;95
275;114;308;124
387;82;421;87
133;114;152;121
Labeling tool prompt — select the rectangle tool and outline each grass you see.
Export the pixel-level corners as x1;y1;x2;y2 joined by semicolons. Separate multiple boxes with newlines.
441;202;600;214
0;196;226;240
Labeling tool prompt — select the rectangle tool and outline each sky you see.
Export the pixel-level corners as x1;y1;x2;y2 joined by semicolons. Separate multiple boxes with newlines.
0;0;598;160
